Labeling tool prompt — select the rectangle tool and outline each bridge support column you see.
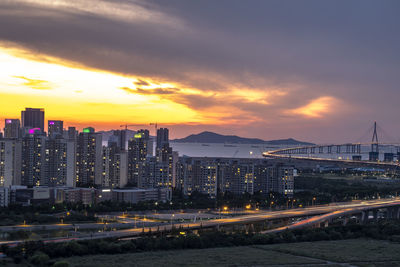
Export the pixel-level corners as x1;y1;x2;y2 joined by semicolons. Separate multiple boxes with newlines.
393;207;400;220
387;208;395;219
389;207;397;219
361;211;369;224
372;210;378;221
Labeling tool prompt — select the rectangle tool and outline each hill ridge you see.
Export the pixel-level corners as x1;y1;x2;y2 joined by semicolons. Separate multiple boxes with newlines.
172;131;314;145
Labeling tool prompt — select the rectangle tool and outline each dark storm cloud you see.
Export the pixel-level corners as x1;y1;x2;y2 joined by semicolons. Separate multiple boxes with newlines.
1;0;400;141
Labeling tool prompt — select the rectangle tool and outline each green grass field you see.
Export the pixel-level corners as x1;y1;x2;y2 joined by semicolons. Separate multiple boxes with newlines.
57;239;400;267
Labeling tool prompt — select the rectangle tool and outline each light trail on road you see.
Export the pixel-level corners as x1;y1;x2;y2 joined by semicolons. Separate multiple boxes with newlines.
2;198;400;246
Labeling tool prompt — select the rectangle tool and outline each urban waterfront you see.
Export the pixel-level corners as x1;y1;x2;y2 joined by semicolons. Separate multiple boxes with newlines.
2;0;400;266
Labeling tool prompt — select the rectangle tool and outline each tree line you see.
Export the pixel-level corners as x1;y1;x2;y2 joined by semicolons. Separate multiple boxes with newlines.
2;220;400;266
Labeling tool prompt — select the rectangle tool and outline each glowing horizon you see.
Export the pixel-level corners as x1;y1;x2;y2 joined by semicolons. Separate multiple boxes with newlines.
0;46;204;130
2;0;397;142
0;45;310;137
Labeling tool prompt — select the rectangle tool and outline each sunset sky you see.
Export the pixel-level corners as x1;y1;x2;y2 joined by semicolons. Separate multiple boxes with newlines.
1;0;399;143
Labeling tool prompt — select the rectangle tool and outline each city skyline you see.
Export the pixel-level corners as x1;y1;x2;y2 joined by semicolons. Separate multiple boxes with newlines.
1;1;400;143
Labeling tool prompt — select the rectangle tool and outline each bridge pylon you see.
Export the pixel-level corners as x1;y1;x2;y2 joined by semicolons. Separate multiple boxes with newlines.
369;121;379;161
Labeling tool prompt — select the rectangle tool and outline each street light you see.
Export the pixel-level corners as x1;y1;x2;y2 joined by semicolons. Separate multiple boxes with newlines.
312;197;316;206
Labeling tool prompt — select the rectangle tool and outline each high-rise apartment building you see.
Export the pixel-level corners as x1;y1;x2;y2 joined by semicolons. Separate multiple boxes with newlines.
0;187;9;207
110;130;127;151
102;142;128;188
21;108;45;132
21;133;46;186
176;157;218;198
4;119;20;139
44;136;76;187
0;139;22;187
155;128;173;189
48;120;63;137
128;129;149;186
66;127;77;140
76;127;102;186
177;157;294;198
156;128;169;149
276;164;294;197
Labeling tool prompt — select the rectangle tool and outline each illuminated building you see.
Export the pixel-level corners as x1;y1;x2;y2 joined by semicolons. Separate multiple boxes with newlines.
21;132;46;186
221;160;254;195
3;119;20;139
0;139;22;187
112;188;169;204
66;127;77;140
0;187;9;207
156;128;169;149
276;164;294;197
110;130;127;150
44;136;76;187
154;128;174;190
76;127;102;186
102;141;128;188
21;108;45;132
127;129;149;186
48;120;63;137
176;157;294;197
176;157;218;198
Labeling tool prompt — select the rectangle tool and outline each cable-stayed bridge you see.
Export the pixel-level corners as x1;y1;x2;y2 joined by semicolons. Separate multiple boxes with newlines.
263;122;400;169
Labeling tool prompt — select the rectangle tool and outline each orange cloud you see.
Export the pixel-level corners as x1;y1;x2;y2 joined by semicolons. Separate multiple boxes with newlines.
120;86;180;95
13;75;53;90
285;96;339;118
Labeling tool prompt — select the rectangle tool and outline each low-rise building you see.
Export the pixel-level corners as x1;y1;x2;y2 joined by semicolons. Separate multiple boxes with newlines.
55;187;96;205
0;187;9;207
112;188;170;204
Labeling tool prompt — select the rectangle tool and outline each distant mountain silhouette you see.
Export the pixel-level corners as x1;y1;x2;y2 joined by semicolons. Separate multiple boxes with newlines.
172;131;314;145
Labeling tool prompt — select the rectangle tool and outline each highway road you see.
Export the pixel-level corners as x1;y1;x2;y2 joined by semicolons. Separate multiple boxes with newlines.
263;198;400;234
2;198;400;246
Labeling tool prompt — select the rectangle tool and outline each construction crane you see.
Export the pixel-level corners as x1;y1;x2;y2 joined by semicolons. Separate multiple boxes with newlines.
150;123;158;134
120;123;159;135
119;124;148;130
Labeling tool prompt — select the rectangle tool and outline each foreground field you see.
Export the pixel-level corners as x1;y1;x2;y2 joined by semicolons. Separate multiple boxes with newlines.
61;239;400;267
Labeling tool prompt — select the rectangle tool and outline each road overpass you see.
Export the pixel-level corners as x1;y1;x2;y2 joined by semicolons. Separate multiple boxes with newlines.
263;199;400;234
2;198;400;246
